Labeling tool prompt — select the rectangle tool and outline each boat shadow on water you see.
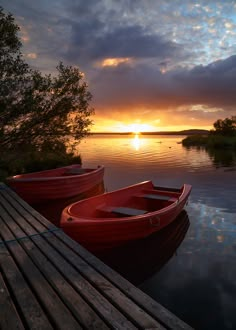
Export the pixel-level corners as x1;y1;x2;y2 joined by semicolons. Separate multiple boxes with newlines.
95;210;190;286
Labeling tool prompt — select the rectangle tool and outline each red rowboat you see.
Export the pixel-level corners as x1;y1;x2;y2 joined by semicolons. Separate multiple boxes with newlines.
61;180;192;251
7;164;104;204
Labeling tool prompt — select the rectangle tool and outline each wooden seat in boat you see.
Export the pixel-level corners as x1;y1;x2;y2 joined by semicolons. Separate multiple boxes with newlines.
153;185;181;192
97;205;147;217
135;193;177;201
112;207;148;216
143;194;173;201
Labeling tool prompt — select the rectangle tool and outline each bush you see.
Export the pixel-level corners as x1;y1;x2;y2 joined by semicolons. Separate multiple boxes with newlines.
182;134;236;149
182;135;208;147
0;148;81;182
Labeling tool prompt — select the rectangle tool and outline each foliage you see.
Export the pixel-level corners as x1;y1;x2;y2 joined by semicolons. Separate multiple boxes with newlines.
182;135;208;147
207;135;236;148
182;116;236;149
211;116;236;137
182;134;236;149
0;7;31;146
0;6;94;153
0;143;82;182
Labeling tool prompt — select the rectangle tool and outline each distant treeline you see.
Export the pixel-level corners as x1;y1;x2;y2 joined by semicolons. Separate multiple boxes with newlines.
182;116;236;149
91;129;209;136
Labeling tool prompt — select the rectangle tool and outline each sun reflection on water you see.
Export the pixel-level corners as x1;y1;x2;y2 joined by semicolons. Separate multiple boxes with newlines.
131;134;141;150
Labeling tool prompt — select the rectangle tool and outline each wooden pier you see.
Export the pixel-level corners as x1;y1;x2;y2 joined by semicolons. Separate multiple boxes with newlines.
0;183;193;329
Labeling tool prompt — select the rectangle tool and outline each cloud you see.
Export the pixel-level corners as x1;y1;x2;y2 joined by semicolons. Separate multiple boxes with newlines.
3;0;236;70
26;53;37;59
172;55;236;106
1;0;236;127
91;55;236;113
68;23;184;63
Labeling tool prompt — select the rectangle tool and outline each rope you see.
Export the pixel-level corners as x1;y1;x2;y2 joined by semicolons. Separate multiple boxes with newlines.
0;228;62;245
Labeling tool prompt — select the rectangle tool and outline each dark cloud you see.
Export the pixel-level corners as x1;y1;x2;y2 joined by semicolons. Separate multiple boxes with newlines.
1;0;236;126
171;55;236;107
91;55;236;111
68;23;183;62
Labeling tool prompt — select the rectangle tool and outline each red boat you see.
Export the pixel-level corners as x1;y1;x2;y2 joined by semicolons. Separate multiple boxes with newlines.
7;164;104;204
61;180;192;251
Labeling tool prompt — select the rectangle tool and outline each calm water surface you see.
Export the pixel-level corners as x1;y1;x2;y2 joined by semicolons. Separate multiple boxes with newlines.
77;134;236;330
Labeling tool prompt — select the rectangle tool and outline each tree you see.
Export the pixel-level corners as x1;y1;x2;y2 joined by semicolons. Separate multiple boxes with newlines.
0;7;94;152
0;7;31;147
211;116;236;137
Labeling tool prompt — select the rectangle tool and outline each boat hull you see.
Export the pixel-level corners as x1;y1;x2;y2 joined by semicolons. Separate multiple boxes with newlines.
61;180;192;251
7;165;104;204
34;181;105;227
96;210;190;285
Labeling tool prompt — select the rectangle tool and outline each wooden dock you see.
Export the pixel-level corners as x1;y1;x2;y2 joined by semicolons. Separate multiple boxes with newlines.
0;183;193;329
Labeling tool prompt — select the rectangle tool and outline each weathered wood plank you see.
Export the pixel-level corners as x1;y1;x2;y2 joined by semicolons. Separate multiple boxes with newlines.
0;188;162;329
98;205;147;216
143;194;173;201
0;183;193;330
0;205;81;330
112;206;147;216
55;232;193;330
0;220;109;329
45;233;162;329
0;273;25;330
153;185;181;192
20;211;191;329
0;201;114;329
0;185;55;233
0;243;53;329
135;192;177;201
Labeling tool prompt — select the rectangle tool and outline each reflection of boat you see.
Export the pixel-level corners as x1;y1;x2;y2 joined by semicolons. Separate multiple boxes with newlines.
61;181;192;251
96;210;190;285
7;164;105;204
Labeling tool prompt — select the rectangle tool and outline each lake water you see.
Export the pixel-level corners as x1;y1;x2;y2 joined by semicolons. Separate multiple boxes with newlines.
77;134;236;330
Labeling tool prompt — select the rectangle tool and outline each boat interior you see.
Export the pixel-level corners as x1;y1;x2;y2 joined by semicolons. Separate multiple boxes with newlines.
69;187;183;219
96;191;179;218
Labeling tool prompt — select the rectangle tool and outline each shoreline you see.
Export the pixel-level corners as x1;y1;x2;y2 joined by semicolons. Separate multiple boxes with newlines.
90;129;209;136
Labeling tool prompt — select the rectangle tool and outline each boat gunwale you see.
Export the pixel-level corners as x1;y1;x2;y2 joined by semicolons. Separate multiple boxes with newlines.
63;182;191;224
6;165;104;183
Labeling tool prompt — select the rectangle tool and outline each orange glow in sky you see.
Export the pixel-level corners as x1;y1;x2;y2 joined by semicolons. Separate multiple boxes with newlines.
8;1;235;137
92;117;159;133
91;116;212;133
122;123;155;133
101;57;132;67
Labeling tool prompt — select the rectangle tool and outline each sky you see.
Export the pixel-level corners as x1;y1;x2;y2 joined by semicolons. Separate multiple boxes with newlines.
2;0;236;132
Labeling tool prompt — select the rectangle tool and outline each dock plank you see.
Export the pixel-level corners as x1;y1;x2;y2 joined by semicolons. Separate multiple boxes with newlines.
0;194;130;329
55;231;192;330
0;273;25;330
0;230;109;329
0;186;161;329
0;183;193;330
44;233;160;329
0;208;81;330
0;240;53;329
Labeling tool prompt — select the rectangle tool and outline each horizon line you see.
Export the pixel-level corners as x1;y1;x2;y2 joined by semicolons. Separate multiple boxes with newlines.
90;129;210;135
